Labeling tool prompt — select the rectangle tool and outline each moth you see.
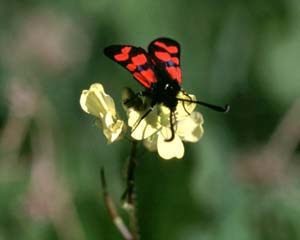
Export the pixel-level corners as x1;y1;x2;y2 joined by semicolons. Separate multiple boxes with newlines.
104;38;229;141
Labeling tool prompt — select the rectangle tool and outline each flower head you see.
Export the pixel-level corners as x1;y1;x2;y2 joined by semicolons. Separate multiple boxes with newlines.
123;90;204;160
80;83;126;143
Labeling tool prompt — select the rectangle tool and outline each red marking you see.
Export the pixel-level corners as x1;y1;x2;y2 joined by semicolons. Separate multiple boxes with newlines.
140;69;156;83
177;68;182;84
166;66;177;79
166;66;182;84
155;52;171;61
133;72;151;88
114;46;132;61
132;54;147;65
171;57;179;65
126;63;136;71
154;41;178;53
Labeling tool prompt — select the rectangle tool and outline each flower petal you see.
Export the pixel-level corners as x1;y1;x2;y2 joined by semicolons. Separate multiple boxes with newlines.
80;83;126;143
80;83;116;118
130;115;158;140
176;93;197;119
103;115;126;143
177;112;204;142
157;131;184;160
143;134;158;152
127;106;160;140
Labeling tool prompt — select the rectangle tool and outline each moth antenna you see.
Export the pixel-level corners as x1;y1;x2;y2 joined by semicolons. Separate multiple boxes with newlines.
177;97;230;113
195;101;230;112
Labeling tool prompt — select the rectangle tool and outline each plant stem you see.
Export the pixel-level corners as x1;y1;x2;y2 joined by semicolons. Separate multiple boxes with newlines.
100;168;133;240
122;140;140;240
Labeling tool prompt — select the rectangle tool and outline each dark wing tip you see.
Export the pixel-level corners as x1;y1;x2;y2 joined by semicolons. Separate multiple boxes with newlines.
149;37;180;49
103;45;120;59
150;37;179;43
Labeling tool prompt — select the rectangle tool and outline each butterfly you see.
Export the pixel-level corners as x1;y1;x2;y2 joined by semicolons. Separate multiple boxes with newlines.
104;38;229;141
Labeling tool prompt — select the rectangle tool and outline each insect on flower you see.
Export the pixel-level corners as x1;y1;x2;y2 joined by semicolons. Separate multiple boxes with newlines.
104;38;229;142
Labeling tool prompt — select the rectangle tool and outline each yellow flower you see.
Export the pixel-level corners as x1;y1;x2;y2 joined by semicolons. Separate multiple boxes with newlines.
123;90;204;160
80;83;126;143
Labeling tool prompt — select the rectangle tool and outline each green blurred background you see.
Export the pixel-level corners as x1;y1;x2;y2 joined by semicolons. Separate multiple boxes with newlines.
1;0;300;239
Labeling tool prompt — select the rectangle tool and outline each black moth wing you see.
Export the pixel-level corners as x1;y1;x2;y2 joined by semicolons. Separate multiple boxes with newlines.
148;38;182;84
104;45;157;88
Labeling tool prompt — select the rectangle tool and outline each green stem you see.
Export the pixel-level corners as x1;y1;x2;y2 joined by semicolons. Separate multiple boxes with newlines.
122;140;140;240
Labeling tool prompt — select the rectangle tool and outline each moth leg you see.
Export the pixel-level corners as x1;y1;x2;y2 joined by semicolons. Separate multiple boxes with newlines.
165;110;176;142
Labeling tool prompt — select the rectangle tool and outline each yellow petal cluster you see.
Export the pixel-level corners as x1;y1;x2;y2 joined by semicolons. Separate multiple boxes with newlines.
80;83;126;143
123;91;204;160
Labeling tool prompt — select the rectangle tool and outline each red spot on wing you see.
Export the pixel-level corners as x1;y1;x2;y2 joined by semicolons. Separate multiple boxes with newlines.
114;46;132;61
126;63;136;71
154;41;178;54
155;52;171;61
133;68;156;88
166;66;182;84
132;54;147;65
171;57;179;65
141;69;156;83
133;72;152;88
166;67;177;80
176;67;182;84
155;52;179;65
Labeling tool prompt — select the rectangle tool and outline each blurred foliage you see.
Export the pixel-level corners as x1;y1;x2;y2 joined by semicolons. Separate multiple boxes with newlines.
1;0;300;240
